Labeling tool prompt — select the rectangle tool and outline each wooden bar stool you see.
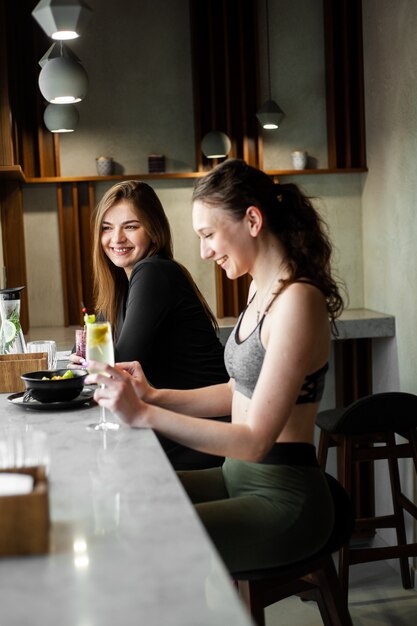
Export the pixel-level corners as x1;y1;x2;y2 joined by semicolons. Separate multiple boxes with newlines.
233;474;354;626
316;392;417;599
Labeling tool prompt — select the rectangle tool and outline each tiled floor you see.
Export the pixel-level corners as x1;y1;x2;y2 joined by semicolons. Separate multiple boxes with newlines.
265;559;417;625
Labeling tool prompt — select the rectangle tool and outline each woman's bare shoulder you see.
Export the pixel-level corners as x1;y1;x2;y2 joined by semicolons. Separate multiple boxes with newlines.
267;280;329;339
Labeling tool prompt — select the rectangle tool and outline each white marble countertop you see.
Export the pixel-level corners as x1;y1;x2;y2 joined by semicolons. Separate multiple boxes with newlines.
0;398;253;626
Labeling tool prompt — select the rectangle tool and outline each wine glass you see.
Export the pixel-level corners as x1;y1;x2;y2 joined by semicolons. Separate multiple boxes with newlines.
86;321;119;431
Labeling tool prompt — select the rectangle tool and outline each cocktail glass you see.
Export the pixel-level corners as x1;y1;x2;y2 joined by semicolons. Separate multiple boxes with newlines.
85;321;119;431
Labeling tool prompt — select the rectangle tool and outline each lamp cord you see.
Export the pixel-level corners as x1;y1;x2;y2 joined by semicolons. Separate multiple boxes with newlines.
265;0;272;100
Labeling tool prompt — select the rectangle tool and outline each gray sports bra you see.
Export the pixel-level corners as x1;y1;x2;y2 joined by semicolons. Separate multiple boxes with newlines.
224;304;328;402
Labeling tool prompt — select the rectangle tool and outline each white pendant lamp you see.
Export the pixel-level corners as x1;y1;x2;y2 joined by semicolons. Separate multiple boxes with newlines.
256;0;285;130
38;41;80;67
32;0;93;41
201;131;231;159
44;103;79;132
38;42;88;103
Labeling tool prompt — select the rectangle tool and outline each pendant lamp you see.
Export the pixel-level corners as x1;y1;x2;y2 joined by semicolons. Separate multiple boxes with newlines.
44;103;79;132
32;0;93;41
201;131;231;159
38;42;88;103
256;0;285;130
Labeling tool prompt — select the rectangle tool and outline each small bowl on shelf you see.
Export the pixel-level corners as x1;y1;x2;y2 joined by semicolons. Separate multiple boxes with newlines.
21;369;88;403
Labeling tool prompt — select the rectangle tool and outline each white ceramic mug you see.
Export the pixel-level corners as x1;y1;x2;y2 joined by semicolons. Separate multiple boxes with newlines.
26;340;57;370
291;150;307;170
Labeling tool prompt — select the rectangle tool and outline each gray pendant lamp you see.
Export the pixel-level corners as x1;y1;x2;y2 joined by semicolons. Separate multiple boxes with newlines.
32;0;93;41
38;42;88;103
44;103;79;132
201;131;231;159
256;0;285;130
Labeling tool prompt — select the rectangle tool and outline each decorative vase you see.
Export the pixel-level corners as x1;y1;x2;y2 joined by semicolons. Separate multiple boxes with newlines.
291;150;307;170
95;156;114;176
148;154;165;173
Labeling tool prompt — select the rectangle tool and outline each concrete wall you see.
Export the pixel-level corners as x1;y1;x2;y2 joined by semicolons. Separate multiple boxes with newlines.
361;0;417;559
23;0;364;327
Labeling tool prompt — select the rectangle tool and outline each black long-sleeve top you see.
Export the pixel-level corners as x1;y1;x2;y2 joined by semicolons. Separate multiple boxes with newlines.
115;255;228;390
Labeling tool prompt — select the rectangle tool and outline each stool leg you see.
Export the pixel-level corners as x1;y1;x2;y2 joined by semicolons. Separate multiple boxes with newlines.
308;558;353;626
317;431;330;469
337;437;352;601
237;580;266;626
387;433;412;589
408;429;417;474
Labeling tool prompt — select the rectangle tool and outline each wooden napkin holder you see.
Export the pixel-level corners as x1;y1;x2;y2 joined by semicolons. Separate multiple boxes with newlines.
0;466;50;556
0;353;48;393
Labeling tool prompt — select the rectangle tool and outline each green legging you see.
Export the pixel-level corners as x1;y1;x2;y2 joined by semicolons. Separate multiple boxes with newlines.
177;455;334;573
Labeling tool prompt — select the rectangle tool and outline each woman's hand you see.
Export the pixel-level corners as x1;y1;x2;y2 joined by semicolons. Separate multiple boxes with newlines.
86;359;152;400
114;360;153;401
85;361;151;428
115;360;145;380
67;352;85;369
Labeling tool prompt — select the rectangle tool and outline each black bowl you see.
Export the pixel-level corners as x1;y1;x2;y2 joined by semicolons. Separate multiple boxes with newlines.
21;369;88;403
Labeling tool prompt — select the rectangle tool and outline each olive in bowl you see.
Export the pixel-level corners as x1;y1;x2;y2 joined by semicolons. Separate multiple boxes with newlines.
21;369;88;403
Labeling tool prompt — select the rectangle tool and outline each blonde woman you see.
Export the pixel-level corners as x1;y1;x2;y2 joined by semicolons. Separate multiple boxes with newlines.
70;180;228;469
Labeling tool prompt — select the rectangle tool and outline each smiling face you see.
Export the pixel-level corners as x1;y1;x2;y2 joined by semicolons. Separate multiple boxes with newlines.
101;201;152;277
192;199;257;280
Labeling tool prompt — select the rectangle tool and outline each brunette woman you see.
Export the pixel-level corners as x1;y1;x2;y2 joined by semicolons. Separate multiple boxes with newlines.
86;160;345;573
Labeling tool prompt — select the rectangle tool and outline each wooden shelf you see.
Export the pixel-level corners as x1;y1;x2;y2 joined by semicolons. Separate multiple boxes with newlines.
266;167;367;176
0;165;26;182
23;167;367;184
24;171;206;183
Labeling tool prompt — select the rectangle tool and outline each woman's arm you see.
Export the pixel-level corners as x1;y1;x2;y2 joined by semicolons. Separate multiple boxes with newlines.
91;368;256;459
148;381;234;417
114;261;172;367
95;359;234;418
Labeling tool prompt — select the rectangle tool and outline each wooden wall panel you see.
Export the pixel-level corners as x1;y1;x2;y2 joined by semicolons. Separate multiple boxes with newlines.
323;0;366;168
77;182;95;316
1;0;59;177
190;0;261;171
190;0;260;316
0;0;14;166
57;183;95;326
57;184;83;326
0;182;29;331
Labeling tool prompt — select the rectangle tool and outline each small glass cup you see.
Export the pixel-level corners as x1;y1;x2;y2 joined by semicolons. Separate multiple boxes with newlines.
75;328;86;360
0;427;50;473
26;340;57;370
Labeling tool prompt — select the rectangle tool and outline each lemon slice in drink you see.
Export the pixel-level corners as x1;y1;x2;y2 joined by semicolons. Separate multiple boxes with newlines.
89;323;109;348
2;319;16;343
84;313;96;324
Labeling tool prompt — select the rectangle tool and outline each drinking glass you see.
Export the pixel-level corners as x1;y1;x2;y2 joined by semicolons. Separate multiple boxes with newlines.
26;340;57;369
85;321;119;431
75;328;86;359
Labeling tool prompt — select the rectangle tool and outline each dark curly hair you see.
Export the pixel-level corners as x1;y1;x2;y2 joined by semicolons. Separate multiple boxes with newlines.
192;159;345;325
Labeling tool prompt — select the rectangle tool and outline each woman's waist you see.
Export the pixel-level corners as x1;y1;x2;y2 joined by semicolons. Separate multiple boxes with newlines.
231;400;318;447
259;442;318;466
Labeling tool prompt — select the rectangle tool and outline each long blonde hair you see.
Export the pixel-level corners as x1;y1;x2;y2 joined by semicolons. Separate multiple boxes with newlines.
92;180;218;331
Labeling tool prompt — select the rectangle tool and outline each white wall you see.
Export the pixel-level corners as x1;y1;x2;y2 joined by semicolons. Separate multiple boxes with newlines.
58;0;196;176
362;0;417;565
22;185;65;326
362;0;417;395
